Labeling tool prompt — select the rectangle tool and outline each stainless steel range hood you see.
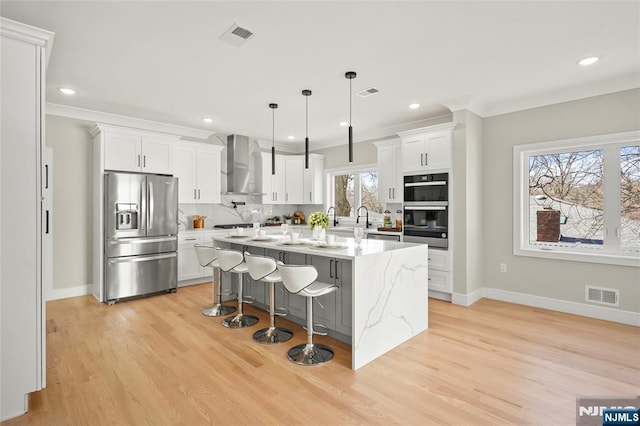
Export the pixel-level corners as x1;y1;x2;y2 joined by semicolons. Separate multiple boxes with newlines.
224;134;264;196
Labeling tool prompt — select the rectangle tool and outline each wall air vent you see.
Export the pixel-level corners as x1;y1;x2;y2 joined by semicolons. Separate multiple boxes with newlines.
220;23;255;46
585;285;619;307
357;87;380;97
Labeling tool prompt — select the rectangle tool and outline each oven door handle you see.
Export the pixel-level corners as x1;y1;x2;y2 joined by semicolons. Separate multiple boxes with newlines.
404;206;447;211
404;181;447;187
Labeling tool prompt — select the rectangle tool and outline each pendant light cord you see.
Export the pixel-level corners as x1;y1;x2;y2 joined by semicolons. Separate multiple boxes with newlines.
349;78;352;125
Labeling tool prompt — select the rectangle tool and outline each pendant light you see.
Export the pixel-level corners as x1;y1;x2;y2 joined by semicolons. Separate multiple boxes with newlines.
345;71;356;163
269;103;278;175
302;89;312;169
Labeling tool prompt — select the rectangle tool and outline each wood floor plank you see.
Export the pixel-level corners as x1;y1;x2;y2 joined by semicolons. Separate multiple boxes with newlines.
4;283;638;425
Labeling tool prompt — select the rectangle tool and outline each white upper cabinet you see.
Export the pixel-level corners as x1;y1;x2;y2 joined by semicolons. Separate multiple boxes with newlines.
399;123;456;174
261;153;315;205
284;156;304;204
98;125;177;175
303;154;325;204
374;139;402;203
173;143;223;204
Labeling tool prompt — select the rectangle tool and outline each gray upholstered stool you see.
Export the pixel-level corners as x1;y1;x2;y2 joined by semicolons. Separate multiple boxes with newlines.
276;261;338;366
244;252;293;344
194;245;236;317
216;248;259;328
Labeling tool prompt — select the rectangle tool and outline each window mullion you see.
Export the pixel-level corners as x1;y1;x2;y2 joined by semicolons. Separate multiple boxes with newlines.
603;145;621;251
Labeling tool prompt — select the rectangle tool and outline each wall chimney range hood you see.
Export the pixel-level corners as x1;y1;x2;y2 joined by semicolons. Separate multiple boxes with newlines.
224;134;265;196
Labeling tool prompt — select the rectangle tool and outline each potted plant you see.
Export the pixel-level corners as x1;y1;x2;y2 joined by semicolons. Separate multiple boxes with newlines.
283;213;293;225
308;211;329;239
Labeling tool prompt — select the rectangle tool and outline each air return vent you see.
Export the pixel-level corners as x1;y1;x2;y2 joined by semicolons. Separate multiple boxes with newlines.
220;23;254;46
585;285;619;307
357;87;380;97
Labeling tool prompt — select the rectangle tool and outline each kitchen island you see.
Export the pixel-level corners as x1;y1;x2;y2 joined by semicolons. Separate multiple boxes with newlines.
212;233;428;370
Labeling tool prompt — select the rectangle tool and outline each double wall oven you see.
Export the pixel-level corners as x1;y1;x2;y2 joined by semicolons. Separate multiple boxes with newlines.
403;173;449;249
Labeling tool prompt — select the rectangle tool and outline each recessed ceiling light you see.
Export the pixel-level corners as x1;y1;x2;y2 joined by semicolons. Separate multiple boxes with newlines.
409;103;420;109
287;135;295;140
339;121;349;127
578;56;599;66
57;87;76;95
202;117;213;123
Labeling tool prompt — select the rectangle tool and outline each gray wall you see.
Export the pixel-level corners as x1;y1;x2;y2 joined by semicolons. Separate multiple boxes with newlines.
482;88;640;313
46;115;94;291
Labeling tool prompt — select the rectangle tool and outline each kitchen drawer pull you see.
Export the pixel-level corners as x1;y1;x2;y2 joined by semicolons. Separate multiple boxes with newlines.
184;238;197;241
329;260;334;278
110;236;176;244
109;252;176;264
335;260;339;280
45;210;50;234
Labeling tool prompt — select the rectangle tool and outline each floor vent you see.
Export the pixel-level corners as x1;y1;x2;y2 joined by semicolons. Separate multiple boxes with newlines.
220;23;254;46
357;87;380;97
585;285;619;307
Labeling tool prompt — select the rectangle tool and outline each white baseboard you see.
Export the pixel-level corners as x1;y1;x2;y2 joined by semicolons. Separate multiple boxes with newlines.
46;284;92;301
451;288;483;307
482;287;640;327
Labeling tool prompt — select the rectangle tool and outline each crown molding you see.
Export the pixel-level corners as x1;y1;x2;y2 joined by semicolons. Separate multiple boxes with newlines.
1;17;55;67
46;103;214;140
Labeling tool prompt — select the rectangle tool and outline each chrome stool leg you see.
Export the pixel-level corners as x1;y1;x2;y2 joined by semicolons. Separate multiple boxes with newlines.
202;266;236;317
287;296;334;365
253;282;293;344
222;272;258;328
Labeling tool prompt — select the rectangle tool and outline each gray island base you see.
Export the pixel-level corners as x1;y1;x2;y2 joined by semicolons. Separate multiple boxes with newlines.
213;234;428;370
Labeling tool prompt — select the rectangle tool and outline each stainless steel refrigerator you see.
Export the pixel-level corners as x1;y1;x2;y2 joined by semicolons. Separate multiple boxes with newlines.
104;172;178;303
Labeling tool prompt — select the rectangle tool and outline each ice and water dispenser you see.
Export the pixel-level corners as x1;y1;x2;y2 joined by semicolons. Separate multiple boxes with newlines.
115;203;139;230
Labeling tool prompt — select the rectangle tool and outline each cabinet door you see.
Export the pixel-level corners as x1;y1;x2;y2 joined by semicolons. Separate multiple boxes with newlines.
104;132;141;172
174;147;197;203
261;153;276;204
335;259;352;335
308;256;336;330
428;269;451;293
273;156;286;204
401;136;425;173
303;156;324;204
378;145;397;202
178;241;204;281
285;156;304;204
141;137;172;175
424;131;451;171
196;149;221;204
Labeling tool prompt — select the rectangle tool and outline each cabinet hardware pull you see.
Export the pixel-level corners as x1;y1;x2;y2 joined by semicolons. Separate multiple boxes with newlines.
392;188;395;199
45;210;49;234
428;278;432;281
137;155;141;167
310;192;312;202
197;189;200;199
45;164;49;189
420;153;424;166
184;238;197;241
389;188;392;199
335;260;339;280
424;153;428;165
143;155;146;167
194;189;197;200
329;260;334;278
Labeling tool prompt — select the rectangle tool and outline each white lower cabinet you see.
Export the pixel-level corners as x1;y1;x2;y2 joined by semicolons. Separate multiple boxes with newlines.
428;248;452;294
178;232;217;282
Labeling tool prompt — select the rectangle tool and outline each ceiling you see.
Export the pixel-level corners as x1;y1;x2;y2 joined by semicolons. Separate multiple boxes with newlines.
2;1;638;149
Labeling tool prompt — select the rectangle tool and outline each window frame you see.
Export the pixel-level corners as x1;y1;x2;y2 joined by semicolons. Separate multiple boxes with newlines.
513;130;640;267
325;163;382;223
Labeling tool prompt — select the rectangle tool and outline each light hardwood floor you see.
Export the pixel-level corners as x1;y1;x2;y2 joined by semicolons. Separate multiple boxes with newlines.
4;284;639;425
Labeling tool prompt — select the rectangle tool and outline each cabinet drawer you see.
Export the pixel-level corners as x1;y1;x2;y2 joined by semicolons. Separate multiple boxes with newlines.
179;234;201;245
428;249;450;271
428;269;451;293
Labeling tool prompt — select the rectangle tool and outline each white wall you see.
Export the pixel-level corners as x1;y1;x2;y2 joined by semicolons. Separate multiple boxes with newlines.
482;89;640;313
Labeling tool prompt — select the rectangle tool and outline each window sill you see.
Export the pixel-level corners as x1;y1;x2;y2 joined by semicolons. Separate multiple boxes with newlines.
514;245;640;267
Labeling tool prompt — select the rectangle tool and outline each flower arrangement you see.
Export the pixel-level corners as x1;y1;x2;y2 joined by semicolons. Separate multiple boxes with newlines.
308;211;329;230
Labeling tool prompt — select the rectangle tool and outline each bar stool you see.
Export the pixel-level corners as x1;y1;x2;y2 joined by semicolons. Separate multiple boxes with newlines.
194;245;236;317
216;248;259;328
276;262;338;366
244;252;293;344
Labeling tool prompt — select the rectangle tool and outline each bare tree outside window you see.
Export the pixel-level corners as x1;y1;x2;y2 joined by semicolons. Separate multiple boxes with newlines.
334;174;354;217
620;145;640;249
529;150;604;243
361;171;383;214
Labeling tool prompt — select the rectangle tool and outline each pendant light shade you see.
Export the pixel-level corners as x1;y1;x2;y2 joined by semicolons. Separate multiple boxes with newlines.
302;89;312;169
269;103;278;175
345;71;356;163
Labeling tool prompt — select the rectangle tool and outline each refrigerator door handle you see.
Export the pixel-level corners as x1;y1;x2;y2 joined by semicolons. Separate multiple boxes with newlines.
148;181;154;230
109;252;177;264
110;236;176;244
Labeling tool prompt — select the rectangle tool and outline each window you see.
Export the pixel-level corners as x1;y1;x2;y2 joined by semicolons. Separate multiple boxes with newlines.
514;130;640;267
328;167;383;219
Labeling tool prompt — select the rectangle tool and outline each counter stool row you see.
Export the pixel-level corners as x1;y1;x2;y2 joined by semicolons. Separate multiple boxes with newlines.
194;245;338;366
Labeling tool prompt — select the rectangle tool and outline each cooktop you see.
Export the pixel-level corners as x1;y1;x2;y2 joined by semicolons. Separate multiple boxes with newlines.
213;223;254;229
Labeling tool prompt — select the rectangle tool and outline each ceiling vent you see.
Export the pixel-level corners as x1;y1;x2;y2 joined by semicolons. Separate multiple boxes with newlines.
220;23;255;46
585;285;619;307
357;87;380;97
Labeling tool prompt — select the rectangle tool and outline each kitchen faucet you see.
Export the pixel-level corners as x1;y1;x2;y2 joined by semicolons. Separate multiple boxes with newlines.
356;206;371;229
327;206;338;227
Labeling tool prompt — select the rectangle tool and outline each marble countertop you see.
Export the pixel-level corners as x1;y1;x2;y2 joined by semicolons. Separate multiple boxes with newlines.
211;233;422;260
